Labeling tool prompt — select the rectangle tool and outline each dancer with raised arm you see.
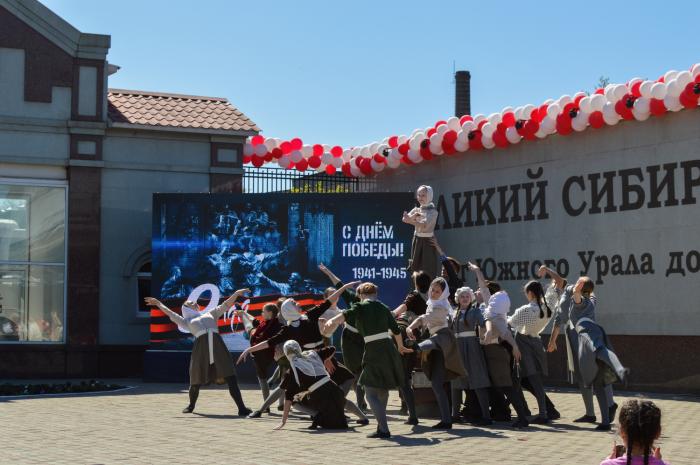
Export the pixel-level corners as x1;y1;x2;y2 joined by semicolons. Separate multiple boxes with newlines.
324;283;412;439
144;289;252;416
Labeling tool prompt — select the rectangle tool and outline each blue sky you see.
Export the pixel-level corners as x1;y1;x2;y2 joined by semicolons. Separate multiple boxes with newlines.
43;0;698;147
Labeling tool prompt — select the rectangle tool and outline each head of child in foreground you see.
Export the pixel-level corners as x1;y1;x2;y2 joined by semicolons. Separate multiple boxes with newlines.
429;278;447;300
617;399;662;461
356;282;378;301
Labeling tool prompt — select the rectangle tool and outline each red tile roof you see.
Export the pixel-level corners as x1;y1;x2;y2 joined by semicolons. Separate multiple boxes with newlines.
107;89;259;133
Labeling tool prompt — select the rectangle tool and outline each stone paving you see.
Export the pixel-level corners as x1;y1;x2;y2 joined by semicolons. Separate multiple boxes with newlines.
1;382;697;465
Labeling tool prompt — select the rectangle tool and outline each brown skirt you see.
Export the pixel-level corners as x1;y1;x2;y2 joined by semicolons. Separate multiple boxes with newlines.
483;343;512;387
408;235;440;280
189;332;236;386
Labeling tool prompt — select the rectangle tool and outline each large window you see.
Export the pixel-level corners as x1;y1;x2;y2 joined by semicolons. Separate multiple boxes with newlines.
0;181;66;343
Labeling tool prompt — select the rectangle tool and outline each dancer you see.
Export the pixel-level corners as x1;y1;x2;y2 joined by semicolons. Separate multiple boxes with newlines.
403;185;440;280
467;263;531;428
318;263;367;411
507;280;555;424
275;340;348;431
144;289;251;416
325;283;412;439
407;277;466;429
237;303;282;409
450;286;493;426
433;240;464;307
543;266;627;430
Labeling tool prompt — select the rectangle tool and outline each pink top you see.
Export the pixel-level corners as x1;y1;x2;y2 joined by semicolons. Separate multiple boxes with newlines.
600;456;669;465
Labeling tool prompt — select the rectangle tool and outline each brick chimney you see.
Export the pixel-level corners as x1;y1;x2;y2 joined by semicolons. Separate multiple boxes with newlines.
454;70;471;117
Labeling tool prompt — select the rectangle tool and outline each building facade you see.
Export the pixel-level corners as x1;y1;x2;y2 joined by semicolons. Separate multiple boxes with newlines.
0;0;258;377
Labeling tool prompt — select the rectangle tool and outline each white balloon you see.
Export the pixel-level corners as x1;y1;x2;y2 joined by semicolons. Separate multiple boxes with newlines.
692;63;700;78
666;79;682;97
447;116;461;131
540;116;556;134
243;143;254;156
664;70;679;83
360;146;371;157
676;70;692;88
429;140;443;155
602;102;621;125
514;106;525;120
254;144;267;156
590;94;606;112
369;143;380;154
456;130;469;144
481;122;496;137
386;155;400;169
321;153;333;164
332;156;344;168
461;121;475;132
604;84;616;102
578;96;592;114
473;114;486;124
398;135;408;144
664;94;683;112
612;84;627;101
350;162;361;177
505;126;521;143
650;82;667;100
264;139;276;151
436;124;449;136
278;156;291;168
481;134;495;149
546;103;561;119
543;98;555;105
290;150;304;162
371;159;386;172
557;95;573;107
639;81;654;99
301;145;313;158
632;97;650;121
487;113;501;126
571;111;589;132
521;104;536;120
407;149;422;162
454;139;469;152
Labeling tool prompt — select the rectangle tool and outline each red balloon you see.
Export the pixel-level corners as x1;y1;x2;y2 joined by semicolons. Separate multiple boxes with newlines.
443;130;458;143
427;127;437;137
459;115;474;125
252;156;264;168
354;156;363;168
388;136;399;148
434;120;447;128
535;104;549;123
271;147;283;158
280;141;292;154
468;131;483;150
501;112;516;127
442;139;456;154
325;165;336;175
312;144;324;156
373;153;385;163
649;98;667;116
420;146;433;159
614;99;633;120
342;162;352;177
563;102;578;114
496;122;507;134
251;135;264;146
331;146;343;157
679;90;698;109
308;155;322;168
574;94;585;105
295;158;308;172
657;76;665;83
594;88;605;95
264;152;273;162
290;138;303;150
477;120;488;130
589;111;605;129
524;119;539;140
630;81;642;98
398;143;409;155
556;113;573;135
243;155;252;164
492;130;509;148
359;159;372;175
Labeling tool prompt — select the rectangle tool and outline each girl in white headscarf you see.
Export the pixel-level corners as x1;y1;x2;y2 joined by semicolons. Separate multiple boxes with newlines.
402;185;440;280
407;277;466;429
145;289;251;416
274;340;348;431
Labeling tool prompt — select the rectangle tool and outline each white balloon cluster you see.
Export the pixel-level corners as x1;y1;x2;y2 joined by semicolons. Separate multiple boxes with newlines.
243;63;700;177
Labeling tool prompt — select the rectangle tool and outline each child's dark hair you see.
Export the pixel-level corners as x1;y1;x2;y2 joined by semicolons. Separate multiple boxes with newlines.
485;280;501;295
413;271;432;294
580;277;595;296
524;280;551;318
618;399;662;465
263;303;279;318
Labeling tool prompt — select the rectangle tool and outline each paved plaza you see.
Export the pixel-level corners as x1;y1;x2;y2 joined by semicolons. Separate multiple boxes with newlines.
1;382;697;465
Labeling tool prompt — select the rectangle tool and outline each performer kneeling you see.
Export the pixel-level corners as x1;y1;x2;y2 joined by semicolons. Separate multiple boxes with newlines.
145;289;251;416
325;283;412;439
407;277;466;429
275;340;348;431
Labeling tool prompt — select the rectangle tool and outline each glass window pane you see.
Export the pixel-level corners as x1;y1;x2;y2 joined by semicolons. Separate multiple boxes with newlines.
26;265;64;342
137;276;151;314
0;184;66;263
0;265;27;341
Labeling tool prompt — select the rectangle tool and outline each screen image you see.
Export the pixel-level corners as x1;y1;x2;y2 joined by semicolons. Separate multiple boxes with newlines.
150;192;415;351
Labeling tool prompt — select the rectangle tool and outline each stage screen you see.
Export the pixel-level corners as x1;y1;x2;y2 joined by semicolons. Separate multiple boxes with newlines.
150;192;415;351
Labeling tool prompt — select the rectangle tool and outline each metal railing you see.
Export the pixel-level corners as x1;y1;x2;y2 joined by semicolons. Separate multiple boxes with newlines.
243;166;377;194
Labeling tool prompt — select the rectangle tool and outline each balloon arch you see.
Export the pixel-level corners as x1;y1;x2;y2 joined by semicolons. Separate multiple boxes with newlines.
243;63;700;178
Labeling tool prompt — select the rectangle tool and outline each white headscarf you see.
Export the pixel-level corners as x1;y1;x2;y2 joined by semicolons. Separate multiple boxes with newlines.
177;302;201;334
454;286;476;309
280;298;306;326
417;185;434;206
283;340;328;384
427;277;452;315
